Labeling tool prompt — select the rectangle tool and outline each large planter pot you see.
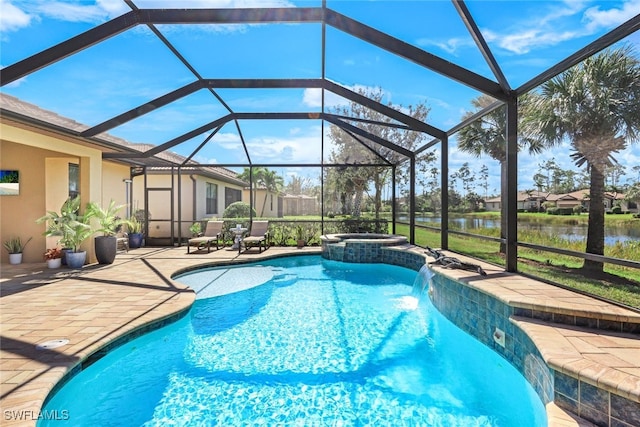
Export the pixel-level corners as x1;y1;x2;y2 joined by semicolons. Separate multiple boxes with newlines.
65;251;87;269
60;248;73;265
8;253;22;265
47;258;62;269
128;233;144;249
94;236;117;264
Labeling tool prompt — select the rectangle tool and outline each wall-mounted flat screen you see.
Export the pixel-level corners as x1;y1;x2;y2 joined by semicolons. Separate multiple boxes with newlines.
0;170;20;195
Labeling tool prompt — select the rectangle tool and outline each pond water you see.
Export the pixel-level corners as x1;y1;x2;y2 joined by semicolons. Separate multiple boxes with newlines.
399;215;639;245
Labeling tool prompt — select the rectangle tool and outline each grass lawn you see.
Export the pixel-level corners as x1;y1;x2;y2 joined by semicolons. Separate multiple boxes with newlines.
394;223;640;309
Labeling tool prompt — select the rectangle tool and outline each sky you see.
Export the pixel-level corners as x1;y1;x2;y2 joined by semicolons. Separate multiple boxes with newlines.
1;0;639;194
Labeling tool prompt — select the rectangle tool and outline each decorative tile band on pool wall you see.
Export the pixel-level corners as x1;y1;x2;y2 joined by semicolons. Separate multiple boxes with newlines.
321;239;424;272
429;273;640;427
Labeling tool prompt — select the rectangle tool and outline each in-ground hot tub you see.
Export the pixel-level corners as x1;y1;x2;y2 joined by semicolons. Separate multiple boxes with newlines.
321;233;413;265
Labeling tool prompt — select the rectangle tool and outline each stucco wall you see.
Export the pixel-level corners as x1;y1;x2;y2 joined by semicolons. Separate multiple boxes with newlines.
1;141;49;263
243;189;280;218
131;173;245;240
101;161;130;217
1;120;103;264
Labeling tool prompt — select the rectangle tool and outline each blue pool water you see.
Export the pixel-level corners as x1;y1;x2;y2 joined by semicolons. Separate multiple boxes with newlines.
40;256;546;426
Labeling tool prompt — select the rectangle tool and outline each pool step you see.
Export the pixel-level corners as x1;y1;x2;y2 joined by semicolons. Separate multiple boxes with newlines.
272;273;298;287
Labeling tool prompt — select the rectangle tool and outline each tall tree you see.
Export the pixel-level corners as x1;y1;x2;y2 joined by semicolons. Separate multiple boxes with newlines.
457;94;548;253
326;87;432;218
478;164;489;200
258;169;284;217
237;167;267;208
522;45;640;273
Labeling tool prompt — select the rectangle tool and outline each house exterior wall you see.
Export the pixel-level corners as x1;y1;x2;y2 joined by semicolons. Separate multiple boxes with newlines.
243;189;280;218
101;162;130;216
556;200;577;209
485;201;501;212
131;173;245;239
1;120;102;264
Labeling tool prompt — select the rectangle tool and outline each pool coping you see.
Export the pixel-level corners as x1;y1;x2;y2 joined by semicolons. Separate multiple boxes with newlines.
1;245;638;426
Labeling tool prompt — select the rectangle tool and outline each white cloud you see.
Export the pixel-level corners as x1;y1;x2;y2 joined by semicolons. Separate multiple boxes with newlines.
245;133;321;163
0;0;33;33
193;155;219;164
483;28;580;55
482;0;638;55
0;0;296;36
35;2;112;23
302;88;348;109
583;0;640;32
416;37;474;56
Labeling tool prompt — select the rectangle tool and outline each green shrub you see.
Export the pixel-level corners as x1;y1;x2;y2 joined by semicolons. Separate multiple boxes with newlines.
223;202;256;218
611;205;622;214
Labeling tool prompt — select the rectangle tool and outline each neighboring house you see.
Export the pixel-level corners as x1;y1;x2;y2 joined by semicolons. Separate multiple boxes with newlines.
546;189;590;210
242;188;283;218
483;188;638;213
484;191;548;212
0;93;249;263
282;194;319;216
484;196;501;212
127;149;247;243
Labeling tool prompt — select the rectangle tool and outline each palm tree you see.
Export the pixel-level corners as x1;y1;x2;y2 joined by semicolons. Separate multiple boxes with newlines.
522;45;640;273
457;94;548;253
258;169;284;217
237;167;267;208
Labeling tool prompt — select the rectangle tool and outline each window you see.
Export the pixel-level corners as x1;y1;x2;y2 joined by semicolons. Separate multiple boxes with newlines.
68;163;79;200
206;183;218;214
225;188;242;207
270;194;273;211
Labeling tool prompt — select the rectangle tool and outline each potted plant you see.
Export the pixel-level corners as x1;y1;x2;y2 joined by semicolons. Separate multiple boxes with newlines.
3;236;32;264
37;196;92;269
37;196;76;264
44;247;62;269
86;200;126;264
295;225;305;249
124;215;144;249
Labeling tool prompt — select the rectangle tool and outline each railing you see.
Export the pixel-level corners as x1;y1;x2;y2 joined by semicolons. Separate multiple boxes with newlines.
174;218;390;246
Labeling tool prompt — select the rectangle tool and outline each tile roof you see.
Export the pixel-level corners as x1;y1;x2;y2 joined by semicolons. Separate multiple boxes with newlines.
0;93;247;185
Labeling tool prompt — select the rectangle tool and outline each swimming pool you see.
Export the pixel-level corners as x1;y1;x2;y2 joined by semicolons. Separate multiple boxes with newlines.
40;255;546;426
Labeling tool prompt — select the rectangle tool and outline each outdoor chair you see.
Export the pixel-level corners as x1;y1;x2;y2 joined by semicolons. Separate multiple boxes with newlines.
240;221;270;254
187;221;223;253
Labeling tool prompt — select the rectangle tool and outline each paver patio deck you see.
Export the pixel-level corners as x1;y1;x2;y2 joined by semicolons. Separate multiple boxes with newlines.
1;245;638;426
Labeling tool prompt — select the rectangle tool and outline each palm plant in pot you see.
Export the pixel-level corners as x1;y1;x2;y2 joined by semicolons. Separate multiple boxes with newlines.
86;200;126;264
37;196;92;269
124;209;147;249
3;236;32;265
124;216;143;249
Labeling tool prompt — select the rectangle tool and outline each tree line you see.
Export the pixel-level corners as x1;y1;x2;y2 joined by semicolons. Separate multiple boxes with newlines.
238;46;640;274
